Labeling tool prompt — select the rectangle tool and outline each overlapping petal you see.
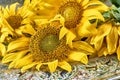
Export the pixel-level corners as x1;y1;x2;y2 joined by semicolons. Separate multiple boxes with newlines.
7;37;30;52
69;51;88;64
106;27;118;54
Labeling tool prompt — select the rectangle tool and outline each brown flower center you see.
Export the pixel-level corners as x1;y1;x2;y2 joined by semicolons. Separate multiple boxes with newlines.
59;1;82;29
6;15;23;29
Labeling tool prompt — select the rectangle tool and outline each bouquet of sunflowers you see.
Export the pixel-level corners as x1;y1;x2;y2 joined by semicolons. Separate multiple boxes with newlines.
0;0;119;73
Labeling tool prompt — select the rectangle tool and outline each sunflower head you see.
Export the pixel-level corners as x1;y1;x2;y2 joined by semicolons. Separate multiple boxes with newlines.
59;1;82;29
29;23;71;62
0;2;35;44
1;19;90;73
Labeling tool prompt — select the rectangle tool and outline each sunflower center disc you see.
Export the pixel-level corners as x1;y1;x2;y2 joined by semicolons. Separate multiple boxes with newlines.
59;2;82;29
63;7;77;22
39;34;60;52
7;15;23;29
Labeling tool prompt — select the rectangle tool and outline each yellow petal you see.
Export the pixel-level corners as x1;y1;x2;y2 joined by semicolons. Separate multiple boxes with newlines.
48;60;58;73
94;37;104;51
7;37;30;52
59;27;68;40
36;63;42;71
14;54;33;68
106;27;118;54
29;0;40;8
21;18;32;24
81;0;89;6
27;0;60;19
1;27;13;35
97;46;108;57
2;50;28;63
19;24;36;35
50;14;65;27
66;31;76;48
76;0;82;3
69;51;88;64
21;62;38;73
117;26;120;35
0;5;10;19
5;5;10;14
117;40;120;60
8;60;17;69
91;22;112;44
10;2;19;15
78;18;96;37
1;18;14;31
85;1;109;12
23;0;30;6
34;19;49;26
58;61;72;72
83;9;104;21
18;7;33;18
2;6;9;18
2;53;17;63
0;43;6;56
85;19;98;34
15;29;23;35
73;41;95;53
8;50;29;69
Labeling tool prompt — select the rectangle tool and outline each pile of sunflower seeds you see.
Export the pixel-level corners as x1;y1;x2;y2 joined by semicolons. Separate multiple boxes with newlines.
0;55;120;80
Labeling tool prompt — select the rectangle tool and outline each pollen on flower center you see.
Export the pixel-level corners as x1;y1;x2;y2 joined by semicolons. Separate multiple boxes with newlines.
59;1;82;29
6;15;23;29
39;34;60;52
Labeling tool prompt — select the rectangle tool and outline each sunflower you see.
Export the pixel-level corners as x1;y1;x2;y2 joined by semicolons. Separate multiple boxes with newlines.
44;0;109;48
1;20;95;73
0;2;34;42
90;6;120;60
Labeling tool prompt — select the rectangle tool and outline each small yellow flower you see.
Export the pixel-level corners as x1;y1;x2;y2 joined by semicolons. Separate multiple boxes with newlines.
0;2;34;42
1;20;95;73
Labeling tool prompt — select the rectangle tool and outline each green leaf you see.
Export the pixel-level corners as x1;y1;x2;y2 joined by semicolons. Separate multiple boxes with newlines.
116;0;120;6
117;7;120;13
110;0;120;7
111;7;120;22
102;11;111;20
